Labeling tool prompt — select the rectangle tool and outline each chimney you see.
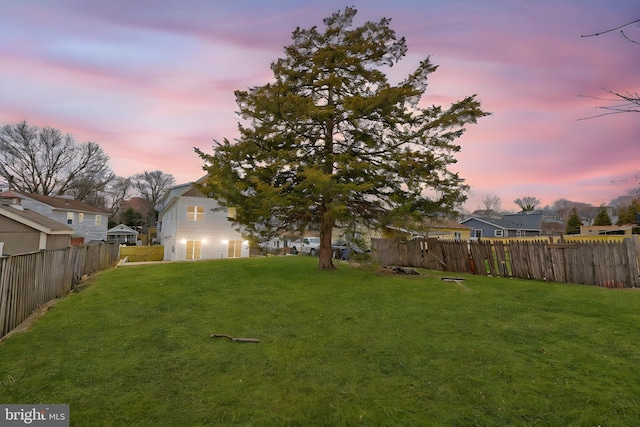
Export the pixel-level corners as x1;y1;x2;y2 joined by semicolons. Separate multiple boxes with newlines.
0;190;22;207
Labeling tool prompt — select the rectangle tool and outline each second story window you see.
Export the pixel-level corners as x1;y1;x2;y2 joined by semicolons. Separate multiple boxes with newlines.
95;215;102;226
187;206;204;221
79;213;84;223
67;212;74;225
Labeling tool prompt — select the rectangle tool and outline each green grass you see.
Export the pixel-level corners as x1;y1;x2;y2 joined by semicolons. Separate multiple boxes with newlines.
2;256;640;426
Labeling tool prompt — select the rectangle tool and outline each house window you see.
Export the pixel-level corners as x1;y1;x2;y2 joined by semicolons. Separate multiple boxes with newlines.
79;213;84;223
186;240;202;260
67;212;74;225
227;207;237;219
454;232;461;241
187;206;204;221
227;240;243;258
95;215;102;226
516;230;524;237
494;230;504;237
474;229;482;238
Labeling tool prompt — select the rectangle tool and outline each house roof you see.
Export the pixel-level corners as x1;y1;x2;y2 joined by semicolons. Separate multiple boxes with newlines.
14;191;110;214
386;218;471;237
0;204;74;234
424;218;472;230
462;212;543;231
107;224;139;235
461;217;505;229
158;175;209;215
498;213;543;230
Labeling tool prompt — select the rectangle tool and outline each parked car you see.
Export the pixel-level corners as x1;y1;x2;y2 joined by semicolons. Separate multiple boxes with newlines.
331;240;365;259
290;237;321;256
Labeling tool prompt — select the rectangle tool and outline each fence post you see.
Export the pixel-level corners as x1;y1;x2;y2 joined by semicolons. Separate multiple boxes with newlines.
624;238;639;288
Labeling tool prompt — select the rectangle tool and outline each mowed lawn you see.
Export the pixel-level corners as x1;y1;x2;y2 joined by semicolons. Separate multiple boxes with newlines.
2;256;640;426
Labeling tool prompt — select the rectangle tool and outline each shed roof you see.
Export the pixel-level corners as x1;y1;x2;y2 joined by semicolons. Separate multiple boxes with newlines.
0;204;74;234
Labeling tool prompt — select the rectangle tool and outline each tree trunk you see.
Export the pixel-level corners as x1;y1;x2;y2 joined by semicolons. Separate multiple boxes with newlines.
318;210;335;270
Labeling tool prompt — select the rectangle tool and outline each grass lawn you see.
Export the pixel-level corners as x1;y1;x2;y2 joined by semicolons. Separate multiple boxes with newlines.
2;256;640;426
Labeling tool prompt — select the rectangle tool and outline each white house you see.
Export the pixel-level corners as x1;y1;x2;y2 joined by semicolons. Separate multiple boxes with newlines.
106;224;139;245
11;191;110;243
157;176;249;261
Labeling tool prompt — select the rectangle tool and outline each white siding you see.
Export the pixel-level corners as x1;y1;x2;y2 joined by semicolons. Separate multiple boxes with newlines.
159;192;248;261
160;202;179;260
19;198;107;241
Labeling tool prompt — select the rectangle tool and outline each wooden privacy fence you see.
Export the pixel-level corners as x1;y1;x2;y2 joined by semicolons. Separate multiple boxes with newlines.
371;237;640;288
119;245;164;262
0;243;120;338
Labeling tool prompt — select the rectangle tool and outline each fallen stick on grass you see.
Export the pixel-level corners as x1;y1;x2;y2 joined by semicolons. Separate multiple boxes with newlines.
440;277;471;292
210;333;261;343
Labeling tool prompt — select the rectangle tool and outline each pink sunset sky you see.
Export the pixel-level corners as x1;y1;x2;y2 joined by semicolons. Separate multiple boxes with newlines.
1;1;639;211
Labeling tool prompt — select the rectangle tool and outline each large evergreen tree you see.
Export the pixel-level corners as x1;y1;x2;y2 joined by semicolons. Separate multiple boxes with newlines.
196;7;488;269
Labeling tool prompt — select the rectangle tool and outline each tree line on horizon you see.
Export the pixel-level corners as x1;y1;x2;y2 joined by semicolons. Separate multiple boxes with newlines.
0;120;175;227
476;193;640;235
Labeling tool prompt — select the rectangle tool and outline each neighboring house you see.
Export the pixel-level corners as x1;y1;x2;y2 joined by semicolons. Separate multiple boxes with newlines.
157;176;249;261
10;191;110;244
106;224;139;245
0;193;73;255
263;235;298;253
462;212;544;239
383;218;472;241
580;225;634;236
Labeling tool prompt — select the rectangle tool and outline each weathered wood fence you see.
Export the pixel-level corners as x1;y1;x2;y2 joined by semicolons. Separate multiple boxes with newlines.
371;238;640;288
0;243;120;338
118;245;164;262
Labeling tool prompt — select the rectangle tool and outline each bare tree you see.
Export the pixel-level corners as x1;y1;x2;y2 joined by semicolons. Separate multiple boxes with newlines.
580;19;640;119
514;197;540;212
107;176;133;215
628;184;640;200
551;198;598;223
551;197;573;218
0;121;114;200
481;194;502;213
132;170;175;225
